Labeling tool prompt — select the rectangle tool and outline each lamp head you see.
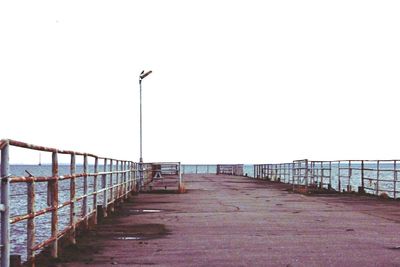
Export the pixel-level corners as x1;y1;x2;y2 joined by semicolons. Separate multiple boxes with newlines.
140;70;152;80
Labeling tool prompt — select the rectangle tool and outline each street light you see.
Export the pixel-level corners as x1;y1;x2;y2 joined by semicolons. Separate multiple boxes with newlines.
139;70;152;163
139;70;152;190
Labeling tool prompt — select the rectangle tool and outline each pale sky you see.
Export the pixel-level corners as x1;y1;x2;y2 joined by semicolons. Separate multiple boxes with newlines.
1;1;400;164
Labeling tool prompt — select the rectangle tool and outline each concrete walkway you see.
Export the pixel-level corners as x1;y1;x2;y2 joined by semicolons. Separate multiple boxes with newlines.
49;174;400;266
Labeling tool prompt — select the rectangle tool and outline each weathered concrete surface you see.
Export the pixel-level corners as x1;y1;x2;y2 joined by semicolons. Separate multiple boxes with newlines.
49;174;400;266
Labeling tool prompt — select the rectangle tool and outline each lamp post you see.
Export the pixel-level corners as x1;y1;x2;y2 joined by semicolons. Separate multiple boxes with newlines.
139;70;152;190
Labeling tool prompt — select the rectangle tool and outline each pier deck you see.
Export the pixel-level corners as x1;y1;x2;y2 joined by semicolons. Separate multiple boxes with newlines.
43;174;400;266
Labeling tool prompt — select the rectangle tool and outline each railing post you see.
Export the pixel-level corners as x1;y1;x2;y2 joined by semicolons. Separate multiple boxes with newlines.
394;161;397;199
93;157;98;225
51;152;59;258
262;165;265;179
128;162;131;193
102;158;108;217
134;162;138;191
360;160;365;193
126;162;130;193
115;160;119;199
376;160;380;195
83;154;88;228
305;160;309;186
69;153;76;244
119;160;123;198
265;164;267;179
347;161;352;192
320;162;323;188
123;161;127;198
179;162;183;189
120;161;123;197
328;161;332;189
338;161;341;192
125;161;129;196
27;173;35;264
139;161;143;191
129;161;135;192
293;163;296;184
109;159;114;208
119;160;122;196
1;141;10;267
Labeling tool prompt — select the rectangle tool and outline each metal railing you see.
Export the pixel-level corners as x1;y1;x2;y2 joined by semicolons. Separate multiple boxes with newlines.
182;164;249;176
142;162;183;191
216;164;244;176
0;139;140;266
182;164;217;174
253;159;400;198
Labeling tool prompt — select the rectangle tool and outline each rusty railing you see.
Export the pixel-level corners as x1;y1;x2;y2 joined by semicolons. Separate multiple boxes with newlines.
142;162;183;191
0;139;140;266
182;164;250;176
216;164;244;176
253;159;400;198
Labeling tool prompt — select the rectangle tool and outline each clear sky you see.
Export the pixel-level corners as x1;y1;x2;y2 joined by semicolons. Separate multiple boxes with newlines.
1;1;400;164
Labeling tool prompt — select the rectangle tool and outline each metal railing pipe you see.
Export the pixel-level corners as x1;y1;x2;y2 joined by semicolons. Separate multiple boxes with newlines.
1;141;10;267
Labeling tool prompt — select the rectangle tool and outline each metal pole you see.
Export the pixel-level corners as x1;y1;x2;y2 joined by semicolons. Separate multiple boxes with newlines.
123;161;127;197
179;163;182;188
394;161;397;199
93;157;98;225
138;69;152;168
348;160;351;192
376;160;380;195
1;141;10;267
361;160;365;193
83;154;88;228
70;154;76;244
109;159;113;204
139;79;143;164
27;174;35;263
51;152;59;258
139;78;144;191
115;160;119;199
338;161;341;192
102;158;108;217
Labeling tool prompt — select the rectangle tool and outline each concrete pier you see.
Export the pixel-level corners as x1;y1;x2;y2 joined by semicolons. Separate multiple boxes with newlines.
39;174;400;266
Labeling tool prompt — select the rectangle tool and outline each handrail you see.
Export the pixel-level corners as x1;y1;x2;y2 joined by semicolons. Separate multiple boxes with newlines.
0;139;140;266
253;159;400;199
